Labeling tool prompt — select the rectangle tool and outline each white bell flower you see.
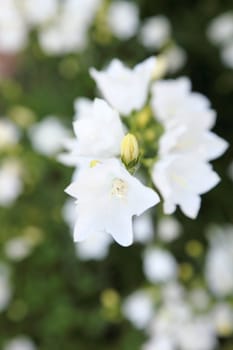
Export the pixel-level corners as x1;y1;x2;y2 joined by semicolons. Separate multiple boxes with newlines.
90;57;156;115
107;1;139;40
122;290;154;329
152;155;220;218
159;126;228;161
73;97;93;120
151;77;215;129
65;159;160;247
59;98;125;166
143;247;177;283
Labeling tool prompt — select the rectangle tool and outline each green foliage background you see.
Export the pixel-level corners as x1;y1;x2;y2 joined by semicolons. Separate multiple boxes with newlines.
0;0;232;349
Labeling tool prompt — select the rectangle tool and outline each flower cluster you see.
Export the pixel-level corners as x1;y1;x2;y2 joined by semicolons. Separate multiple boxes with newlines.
207;11;233;69
62;56;228;246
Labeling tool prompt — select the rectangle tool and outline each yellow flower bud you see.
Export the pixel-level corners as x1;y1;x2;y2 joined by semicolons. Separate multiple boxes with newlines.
120;133;139;167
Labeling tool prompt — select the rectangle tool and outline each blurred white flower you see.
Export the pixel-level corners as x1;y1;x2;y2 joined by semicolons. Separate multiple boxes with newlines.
122;290;154;329
133;212;154;243
221;41;233;68
0;263;12;312
163;45;187;73
143;335;175;350
3;336;37;350
207;12;233;46
39;0;100;54
212;303;233;337
205;225;233;297
90;57;156;115
140;15;171;50
60;99;125;166
161;282;185;303
176;316;217;350
107;1;139;40
0;160;23;207
152;155;220;218
75;231;112;261
28;116;70;156
157;216;181;242
189;288;210;311
0;118;20;149
4;236;34;261
143;247;177;283
0;0;27;53
21;0;58;26
65;158;160;247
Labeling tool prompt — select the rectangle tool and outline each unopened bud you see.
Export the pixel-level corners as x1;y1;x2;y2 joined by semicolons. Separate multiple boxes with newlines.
120;133;139;167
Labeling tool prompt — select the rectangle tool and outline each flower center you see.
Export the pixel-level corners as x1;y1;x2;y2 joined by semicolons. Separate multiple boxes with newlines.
111;178;128;198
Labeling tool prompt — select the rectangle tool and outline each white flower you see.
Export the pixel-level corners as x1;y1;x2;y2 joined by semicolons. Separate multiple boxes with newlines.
0;263;12;312
158;126;228;161
21;0;58;26
205;225;233;297
0;118;20;149
152;155;220;218
133;212;154;243
90;57;156;115
107;1;139;40
0;160;23;207
65;159;160;246
122;290;154;329
73;97;93;120
143;247;177;283
163;45;187;73
39;0;100;54
157;216;181;242
176;316;217;350
0;0;27;53
140;16;171;50
59;99;125;166
3;336;37;350
75;231;112;261
4;236;34;261
143;335;176;350
207;12;233;46
212;303;233;336
221;41;233;69
151;77;215;129
28;116;70;156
